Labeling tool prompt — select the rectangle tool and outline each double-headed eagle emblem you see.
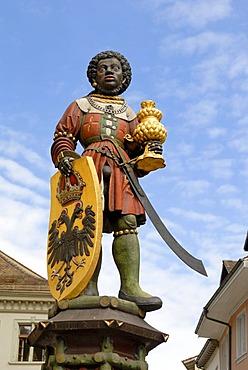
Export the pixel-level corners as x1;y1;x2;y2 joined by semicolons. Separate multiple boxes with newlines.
48;201;96;295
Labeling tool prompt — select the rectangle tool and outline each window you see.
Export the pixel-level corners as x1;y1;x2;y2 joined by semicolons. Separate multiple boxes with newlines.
236;310;247;360
18;323;44;362
221;332;229;370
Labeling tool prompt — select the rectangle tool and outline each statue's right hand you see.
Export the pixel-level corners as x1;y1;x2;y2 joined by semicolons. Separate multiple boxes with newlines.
58;157;73;176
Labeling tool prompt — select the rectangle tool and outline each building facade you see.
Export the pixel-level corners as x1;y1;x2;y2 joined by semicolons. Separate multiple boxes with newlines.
185;257;248;370
0;251;54;370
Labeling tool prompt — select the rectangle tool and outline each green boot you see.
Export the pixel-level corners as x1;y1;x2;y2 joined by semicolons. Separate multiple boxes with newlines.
113;215;162;312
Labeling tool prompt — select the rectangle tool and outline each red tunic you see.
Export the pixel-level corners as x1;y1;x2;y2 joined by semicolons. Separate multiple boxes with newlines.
51;98;146;231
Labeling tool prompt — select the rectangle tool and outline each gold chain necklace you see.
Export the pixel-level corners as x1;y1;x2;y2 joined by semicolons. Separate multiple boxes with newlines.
88;93;124;104
87;96;128;115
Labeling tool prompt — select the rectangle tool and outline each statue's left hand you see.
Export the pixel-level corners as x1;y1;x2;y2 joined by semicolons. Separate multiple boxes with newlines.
58;157;73;176
148;140;163;155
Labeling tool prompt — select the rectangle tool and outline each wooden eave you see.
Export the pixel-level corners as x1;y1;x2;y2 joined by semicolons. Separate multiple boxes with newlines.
182;356;197;370
195;257;248;339
196;339;218;368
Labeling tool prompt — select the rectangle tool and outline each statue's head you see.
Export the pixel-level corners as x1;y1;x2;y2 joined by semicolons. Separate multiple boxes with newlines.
87;51;132;96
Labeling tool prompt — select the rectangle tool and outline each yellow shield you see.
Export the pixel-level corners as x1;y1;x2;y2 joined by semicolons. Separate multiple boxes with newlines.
47;156;102;301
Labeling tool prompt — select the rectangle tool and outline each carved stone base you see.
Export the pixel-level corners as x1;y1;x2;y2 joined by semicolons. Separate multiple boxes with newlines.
28;296;168;370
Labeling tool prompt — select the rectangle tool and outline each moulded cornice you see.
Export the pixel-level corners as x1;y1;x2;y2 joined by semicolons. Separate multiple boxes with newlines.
0;297;54;313
0;289;54;313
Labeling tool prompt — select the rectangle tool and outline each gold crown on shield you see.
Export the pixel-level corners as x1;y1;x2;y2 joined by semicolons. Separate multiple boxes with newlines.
56;171;86;206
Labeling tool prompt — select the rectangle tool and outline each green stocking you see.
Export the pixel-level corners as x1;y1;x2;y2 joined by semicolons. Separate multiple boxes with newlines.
112;214;151;297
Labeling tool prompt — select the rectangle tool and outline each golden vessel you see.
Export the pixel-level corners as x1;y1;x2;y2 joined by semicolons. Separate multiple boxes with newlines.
133;100;167;172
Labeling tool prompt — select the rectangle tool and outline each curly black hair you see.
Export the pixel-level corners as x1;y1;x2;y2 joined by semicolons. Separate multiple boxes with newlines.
87;50;132;95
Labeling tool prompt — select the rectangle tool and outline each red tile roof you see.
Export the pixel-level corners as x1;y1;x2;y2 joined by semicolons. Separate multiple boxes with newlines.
0;250;49;291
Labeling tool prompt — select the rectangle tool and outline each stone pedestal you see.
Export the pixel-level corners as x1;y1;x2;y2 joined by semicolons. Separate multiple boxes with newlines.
29;296;168;370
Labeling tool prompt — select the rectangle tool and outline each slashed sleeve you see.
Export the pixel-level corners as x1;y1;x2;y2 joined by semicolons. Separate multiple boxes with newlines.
51;101;83;166
125;116;143;158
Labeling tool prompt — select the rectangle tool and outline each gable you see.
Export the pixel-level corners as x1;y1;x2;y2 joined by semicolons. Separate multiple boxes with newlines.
0;250;49;291
219;260;238;284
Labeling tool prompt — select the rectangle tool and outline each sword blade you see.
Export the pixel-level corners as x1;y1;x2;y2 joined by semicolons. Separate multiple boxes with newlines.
124;166;207;276
142;194;207;276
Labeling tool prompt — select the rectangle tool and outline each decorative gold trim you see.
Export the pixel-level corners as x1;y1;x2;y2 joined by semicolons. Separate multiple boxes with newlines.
113;229;138;237
89;93;124;102
104;320;115;327
53;131;76;141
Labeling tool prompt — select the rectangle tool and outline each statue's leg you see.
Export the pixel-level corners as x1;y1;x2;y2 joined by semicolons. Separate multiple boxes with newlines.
112;214;162;312
83;249;102;296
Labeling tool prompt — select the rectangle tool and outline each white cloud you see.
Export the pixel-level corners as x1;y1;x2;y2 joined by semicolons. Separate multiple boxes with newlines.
238;78;248;93
239;158;248;178
190;229;245;263
207;127;227;139
159;31;248;109
229;129;248;154
0;112;39;129
193;54;230;93
161;31;234;55
0;197;49;276
228;52;248;79
173;141;194;156
182;100;218;128
189;41;247;98
187;155;234;180
0;158;48;190
220;197;247;211
215;184;238;195
0;124;48;170
196;144;224;160
155;0;232;28
20;2;51;15
229;94;248;120
208;158;234;179
175;179;211;197
0;175;49;206
225;223;247;234
169;206;228;225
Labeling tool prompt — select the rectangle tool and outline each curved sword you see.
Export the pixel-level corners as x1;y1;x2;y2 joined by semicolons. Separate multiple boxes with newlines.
121;162;208;277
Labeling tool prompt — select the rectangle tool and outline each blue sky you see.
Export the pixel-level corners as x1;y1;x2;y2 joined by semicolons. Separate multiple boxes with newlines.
1;0;248;368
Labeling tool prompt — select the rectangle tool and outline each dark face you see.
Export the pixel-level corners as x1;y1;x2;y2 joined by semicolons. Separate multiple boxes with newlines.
95;57;123;95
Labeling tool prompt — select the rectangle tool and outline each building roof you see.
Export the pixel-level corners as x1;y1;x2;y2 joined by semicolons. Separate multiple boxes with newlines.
0;250;49;291
182;356;198;370
244;232;248;251
219;260;237;284
195;257;248;339
196;339;218;368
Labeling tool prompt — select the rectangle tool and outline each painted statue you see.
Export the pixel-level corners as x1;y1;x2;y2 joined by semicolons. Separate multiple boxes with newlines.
50;50;165;312
50;50;207;312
